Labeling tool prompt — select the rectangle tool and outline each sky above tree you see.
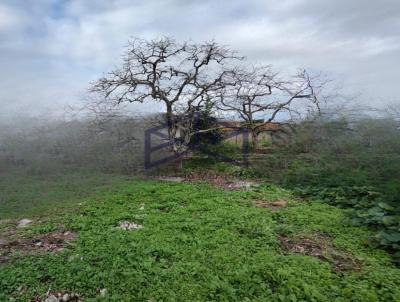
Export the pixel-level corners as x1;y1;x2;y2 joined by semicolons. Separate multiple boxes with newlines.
0;0;399;117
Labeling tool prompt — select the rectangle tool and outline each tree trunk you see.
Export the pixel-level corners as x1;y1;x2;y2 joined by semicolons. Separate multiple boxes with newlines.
166;103;185;172
251;130;258;150
166;103;174;141
166;103;180;153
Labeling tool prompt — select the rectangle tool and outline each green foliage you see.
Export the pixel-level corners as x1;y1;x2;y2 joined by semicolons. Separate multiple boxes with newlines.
236;117;400;263
294;185;400;262
1;178;399;301
258;139;272;148
0;169;132;219
199;141;243;158
184;141;244;173
190;100;223;147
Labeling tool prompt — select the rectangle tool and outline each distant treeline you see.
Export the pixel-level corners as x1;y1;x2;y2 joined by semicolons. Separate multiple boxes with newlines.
0;115;159;174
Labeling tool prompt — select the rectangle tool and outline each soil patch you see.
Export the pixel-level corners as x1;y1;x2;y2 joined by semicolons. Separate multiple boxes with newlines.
254;200;288;210
279;233;362;272
156;176;184;182
184;171;258;190
0;231;77;264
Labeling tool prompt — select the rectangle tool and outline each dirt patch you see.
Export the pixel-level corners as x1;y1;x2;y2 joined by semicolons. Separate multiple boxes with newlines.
0;219;14;226
279;233;362;273
156;176;184;182
0;231;77;264
185;171;258;190
0;219;17;234
254;200;288;210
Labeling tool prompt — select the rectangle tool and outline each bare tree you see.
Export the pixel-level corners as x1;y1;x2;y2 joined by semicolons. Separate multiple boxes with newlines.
217;66;324;149
90;37;241;153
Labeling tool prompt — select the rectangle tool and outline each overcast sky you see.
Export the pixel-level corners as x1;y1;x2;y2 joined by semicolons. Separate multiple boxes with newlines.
0;0;399;118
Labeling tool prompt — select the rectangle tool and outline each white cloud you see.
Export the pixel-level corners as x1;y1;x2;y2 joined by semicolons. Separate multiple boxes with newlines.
0;0;399;117
0;4;23;32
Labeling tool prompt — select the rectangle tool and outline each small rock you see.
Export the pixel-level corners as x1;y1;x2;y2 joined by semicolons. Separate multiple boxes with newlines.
45;295;58;302
70;293;80;299
34;241;42;247
61;293;70;301
117;221;143;231
17;219;33;228
100;288;107;297
227;181;257;190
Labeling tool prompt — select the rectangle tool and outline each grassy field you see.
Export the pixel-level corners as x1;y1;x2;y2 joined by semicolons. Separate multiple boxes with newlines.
0;170;133;219
1;173;400;301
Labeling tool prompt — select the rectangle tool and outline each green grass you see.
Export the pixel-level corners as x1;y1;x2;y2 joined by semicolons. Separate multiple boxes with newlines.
1;176;399;301
0;170;132;219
